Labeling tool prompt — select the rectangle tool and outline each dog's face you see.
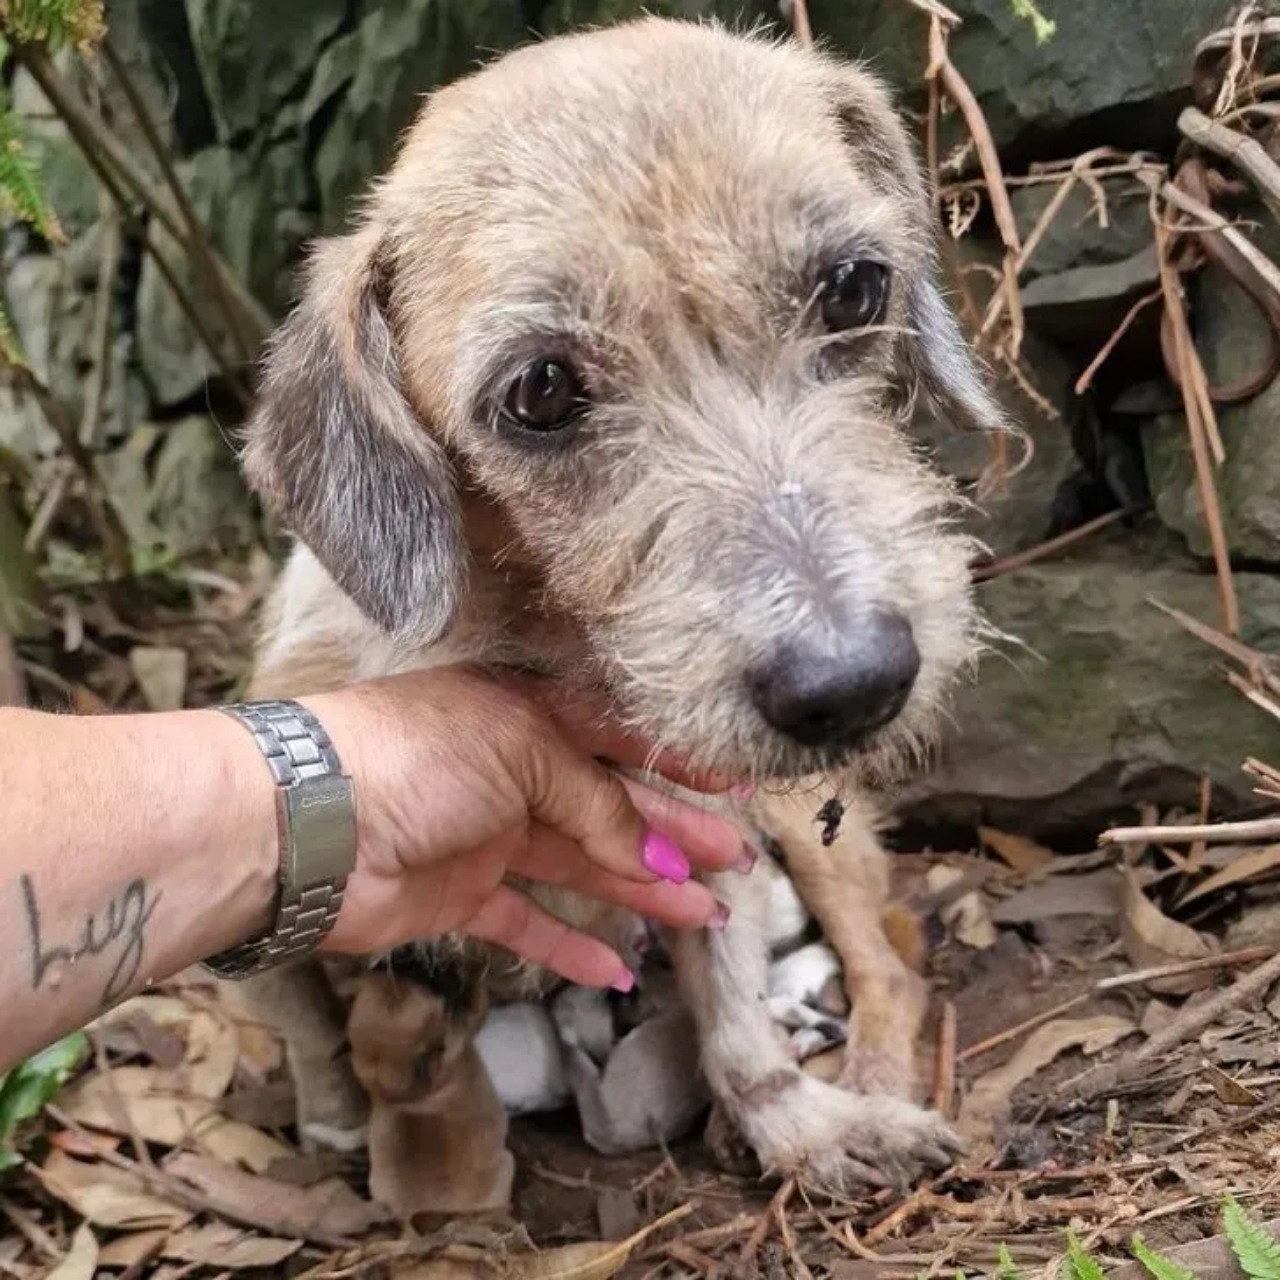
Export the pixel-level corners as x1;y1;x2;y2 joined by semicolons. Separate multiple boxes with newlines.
244;20;1005;782
348;971;486;1104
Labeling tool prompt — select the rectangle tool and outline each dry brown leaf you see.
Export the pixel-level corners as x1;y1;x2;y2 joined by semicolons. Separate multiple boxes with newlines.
166;1151;390;1238
1121;870;1218;994
927;865;997;949
163;1222;302;1271
36;1149;192;1231
397;1205;691;1280
168;1010;239;1101
43;1223;97;1280
989;868;1121;924
58;1065;291;1172
979;826;1055;874
48;1127;122;1158
957;1015;1135;1157
129;645;188;712
234;1022;284;1078
96;1229;168;1269
1179;844;1280;906
1202;1061;1263;1106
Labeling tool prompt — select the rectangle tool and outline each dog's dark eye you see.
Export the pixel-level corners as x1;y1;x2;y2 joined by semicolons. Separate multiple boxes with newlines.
821;260;890;333
501;359;588;432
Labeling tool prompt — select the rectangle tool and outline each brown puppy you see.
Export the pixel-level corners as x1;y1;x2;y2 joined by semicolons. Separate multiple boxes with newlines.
225;17;1007;1192
348;961;513;1219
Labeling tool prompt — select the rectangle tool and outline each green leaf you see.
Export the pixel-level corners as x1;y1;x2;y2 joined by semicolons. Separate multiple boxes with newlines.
1061;1231;1107;1280
1223;1196;1280;1280
1009;0;1056;43
1131;1234;1198;1280
0;103;64;243
996;1243;1025;1280
0;1031;89;1166
0;0;105;51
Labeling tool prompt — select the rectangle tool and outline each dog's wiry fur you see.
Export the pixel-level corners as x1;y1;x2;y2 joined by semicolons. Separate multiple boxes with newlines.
227;18;1007;1193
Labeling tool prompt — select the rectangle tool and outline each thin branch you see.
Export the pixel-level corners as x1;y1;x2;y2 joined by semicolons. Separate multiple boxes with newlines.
15;42;271;343
78;198;119;448
1102;815;1280;844
971;506;1136;582
1180;106;1280;219
100;37;259;364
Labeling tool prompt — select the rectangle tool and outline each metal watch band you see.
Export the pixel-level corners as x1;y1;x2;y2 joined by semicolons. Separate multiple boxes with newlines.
201;699;357;980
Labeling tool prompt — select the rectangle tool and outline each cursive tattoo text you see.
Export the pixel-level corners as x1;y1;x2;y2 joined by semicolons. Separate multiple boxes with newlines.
20;874;162;1006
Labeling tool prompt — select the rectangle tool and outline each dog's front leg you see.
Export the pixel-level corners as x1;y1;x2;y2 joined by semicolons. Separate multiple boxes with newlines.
668;867;960;1192
753;787;927;1101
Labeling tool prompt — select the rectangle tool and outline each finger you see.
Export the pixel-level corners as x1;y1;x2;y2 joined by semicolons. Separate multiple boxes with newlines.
509;824;731;928
524;684;737;794
462;884;633;989
517;731;748;887
620;778;754;874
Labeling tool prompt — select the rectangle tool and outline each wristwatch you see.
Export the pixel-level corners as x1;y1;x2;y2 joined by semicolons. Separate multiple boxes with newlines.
201;699;357;980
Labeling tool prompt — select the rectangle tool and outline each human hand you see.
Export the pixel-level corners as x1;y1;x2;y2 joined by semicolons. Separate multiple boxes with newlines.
302;666;751;988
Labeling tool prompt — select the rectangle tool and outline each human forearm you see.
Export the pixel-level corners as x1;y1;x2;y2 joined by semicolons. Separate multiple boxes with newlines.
0;707;276;1069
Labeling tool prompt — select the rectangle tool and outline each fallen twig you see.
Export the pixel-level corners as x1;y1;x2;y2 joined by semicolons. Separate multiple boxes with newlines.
1180;106;1280;219
1102;816;1280;844
933;1001;957;1117
971;506;1137;582
1094;945;1276;990
1053;947;1280;1107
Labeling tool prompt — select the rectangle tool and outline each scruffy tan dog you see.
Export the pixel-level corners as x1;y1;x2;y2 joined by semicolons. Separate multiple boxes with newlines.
348;958;513;1219
226;17;1007;1193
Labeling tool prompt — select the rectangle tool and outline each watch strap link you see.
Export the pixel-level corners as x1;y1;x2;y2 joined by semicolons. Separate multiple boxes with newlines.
202;700;356;980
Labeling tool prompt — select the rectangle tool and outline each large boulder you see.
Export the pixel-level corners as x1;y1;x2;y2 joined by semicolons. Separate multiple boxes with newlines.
807;0;1229;161
898;532;1280;837
135;137;315;405
308;0;531;235
184;0;347;142
1143;219;1280;566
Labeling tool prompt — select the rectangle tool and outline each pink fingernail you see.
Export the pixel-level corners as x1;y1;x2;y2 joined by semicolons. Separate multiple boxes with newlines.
709;901;732;930
735;846;758;875
731;781;756;801
642;831;691;884
611;968;636;993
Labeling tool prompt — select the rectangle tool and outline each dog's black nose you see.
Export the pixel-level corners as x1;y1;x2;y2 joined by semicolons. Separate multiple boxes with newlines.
749;611;921;750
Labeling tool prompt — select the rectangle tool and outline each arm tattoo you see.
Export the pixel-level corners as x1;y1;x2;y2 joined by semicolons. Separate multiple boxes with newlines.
20;874;162;1006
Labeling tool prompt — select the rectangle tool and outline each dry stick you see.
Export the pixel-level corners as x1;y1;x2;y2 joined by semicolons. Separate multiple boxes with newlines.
933;1001;957;1118
927;16;1023;354
78;200;120;448
739;1176;796;1264
1075;289;1163;396
1054;947;1280;1107
40;1104;353;1250
16;42;271;344
1103;815;1280;843
100;37;259;365
1181;106;1280;220
1094;945;1276;991
16;46;250;404
970;506;1135;582
1152;207;1240;635
1156;174;1280;303
9;366;131;576
1148;597;1280;693
1146;1094;1280;1156
789;0;813;47
957;993;1092;1063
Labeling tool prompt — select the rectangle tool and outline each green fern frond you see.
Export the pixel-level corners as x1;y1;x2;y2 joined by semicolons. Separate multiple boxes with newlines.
1010;0;1056;43
0;106;63;243
0;300;26;368
995;1243;1025;1280
1223;1196;1280;1280
1063;1231;1107;1280
1131;1234;1198;1280
0;0;105;51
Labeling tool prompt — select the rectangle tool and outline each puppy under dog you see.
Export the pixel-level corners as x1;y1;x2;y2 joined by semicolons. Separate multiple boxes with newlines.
223;16;1008;1205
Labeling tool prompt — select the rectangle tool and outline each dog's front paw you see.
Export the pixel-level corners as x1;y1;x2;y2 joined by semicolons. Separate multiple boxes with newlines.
737;1071;962;1193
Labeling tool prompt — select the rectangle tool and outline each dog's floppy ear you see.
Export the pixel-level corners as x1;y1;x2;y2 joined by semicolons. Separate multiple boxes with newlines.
241;226;465;646
826;63;1009;436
